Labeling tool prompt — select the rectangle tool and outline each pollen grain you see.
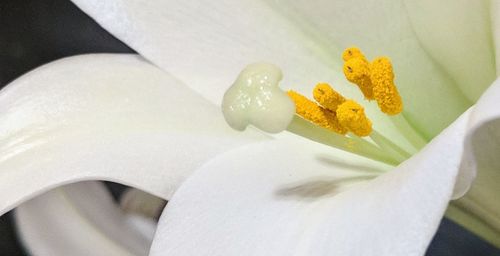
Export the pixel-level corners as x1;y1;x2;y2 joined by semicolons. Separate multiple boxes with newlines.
343;48;374;100
342;47;366;61
370;57;403;115
313;83;346;112
336;100;372;137
287;90;347;135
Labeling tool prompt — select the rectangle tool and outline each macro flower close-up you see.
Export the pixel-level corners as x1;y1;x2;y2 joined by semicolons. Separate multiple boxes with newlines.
0;0;500;255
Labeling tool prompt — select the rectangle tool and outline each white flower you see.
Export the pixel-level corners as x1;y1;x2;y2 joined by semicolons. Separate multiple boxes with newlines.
1;0;499;255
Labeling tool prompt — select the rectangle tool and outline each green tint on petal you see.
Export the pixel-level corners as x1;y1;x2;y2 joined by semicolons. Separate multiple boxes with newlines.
446;200;500;248
266;0;475;138
448;78;500;248
493;1;500;75
69;0;413;149
403;0;496;102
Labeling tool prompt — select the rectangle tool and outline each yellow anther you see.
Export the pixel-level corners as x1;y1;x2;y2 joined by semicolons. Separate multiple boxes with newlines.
342;47;374;100
287;90;347;135
370;57;403;115
313;83;345;111
336;100;372;137
342;47;366;61
343;58;374;100
341;47;403;115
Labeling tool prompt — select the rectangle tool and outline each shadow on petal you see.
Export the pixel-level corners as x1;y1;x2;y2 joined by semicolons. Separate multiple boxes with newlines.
315;154;388;174
274;154;385;201
275;176;372;201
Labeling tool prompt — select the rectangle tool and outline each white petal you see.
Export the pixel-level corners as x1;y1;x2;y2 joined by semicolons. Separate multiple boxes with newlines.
404;0;496;101
69;0;426;155
493;0;500;75
449;78;500;246
0;54;267;214
70;0;479;139
271;0;483;138
15;181;153;256
150;109;471;256
69;0;343;104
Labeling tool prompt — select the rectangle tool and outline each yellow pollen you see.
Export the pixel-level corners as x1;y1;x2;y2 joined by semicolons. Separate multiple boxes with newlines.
287;90;347;135
342;47;403;115
313;83;345;111
342;47;366;61
336;100;372;137
343;58;374;100
370;57;403;115
342;48;374;100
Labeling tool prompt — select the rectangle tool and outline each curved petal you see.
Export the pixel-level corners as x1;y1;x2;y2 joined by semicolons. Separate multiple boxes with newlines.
120;188;166;219
493;0;500;75
403;0;496;101
0;54;267;215
66;0;419;153
150;108;471;256
269;0;481;138
15;181;154;256
69;0;346;104
70;0;478;139
448;78;500;247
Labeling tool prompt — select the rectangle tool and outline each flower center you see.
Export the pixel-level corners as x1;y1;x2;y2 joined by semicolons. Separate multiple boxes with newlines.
222;47;420;166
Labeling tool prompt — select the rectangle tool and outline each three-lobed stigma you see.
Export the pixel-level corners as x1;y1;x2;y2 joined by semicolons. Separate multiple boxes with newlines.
221;63;295;133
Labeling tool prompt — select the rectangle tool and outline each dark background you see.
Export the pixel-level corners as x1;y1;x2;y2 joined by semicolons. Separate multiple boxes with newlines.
0;0;499;255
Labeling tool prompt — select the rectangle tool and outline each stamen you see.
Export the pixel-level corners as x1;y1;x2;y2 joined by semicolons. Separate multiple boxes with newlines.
287;116;399;166
370;57;403;115
336;100;372;137
287;90;347;135
313;83;345;111
369;130;411;162
390;115;427;151
343;50;374;100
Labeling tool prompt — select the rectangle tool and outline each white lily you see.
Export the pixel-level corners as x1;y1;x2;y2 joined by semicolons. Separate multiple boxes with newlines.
1;0;499;255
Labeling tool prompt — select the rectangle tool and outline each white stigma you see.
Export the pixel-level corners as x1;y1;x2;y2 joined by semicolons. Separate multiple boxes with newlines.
222;63;295;133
